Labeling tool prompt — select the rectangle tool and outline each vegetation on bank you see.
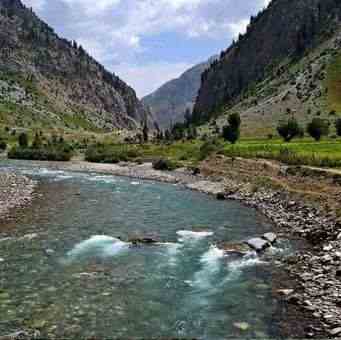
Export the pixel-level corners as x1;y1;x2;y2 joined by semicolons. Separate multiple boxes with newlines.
8;132;73;161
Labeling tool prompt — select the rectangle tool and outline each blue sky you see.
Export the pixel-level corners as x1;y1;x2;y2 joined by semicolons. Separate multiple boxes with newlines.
21;0;271;98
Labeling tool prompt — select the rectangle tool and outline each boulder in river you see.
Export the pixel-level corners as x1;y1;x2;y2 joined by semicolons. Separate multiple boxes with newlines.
218;242;251;256
245;238;270;252
129;237;159;246
262;232;277;244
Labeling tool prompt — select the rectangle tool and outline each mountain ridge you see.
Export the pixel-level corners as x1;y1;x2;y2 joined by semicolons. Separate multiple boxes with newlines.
0;0;150;131
193;0;341;136
142;57;216;128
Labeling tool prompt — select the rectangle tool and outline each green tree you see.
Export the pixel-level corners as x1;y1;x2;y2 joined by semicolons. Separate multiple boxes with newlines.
0;138;6;151
222;113;241;144
18;132;29;148
32;132;43;149
277;118;302;142
142;121;149;143
307;118;330;141
335;118;341;137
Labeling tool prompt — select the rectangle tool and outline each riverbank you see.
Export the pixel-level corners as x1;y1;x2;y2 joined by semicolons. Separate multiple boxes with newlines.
0;172;36;223
1;158;340;338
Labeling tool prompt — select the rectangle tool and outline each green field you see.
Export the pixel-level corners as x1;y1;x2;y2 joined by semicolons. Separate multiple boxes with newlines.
83;137;341;169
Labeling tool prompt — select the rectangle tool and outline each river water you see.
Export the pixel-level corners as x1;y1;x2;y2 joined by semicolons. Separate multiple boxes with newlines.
0;161;285;339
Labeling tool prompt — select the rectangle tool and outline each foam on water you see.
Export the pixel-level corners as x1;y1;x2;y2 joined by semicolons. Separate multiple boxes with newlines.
176;230;214;242
131;181;140;185
85;175;117;184
193;246;225;289
65;235;130;261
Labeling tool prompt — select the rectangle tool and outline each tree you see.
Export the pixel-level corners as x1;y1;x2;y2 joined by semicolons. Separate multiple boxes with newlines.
307;118;330;141
18;132;29;148
277;118;302;142
335;118;341;137
222;113;241;144
142;120;149;143
184;109;192;128
0;138;6;151
32;132;43;149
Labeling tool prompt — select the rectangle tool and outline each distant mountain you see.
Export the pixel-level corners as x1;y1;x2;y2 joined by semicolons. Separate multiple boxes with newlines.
142;57;216;128
0;0;150;131
193;0;341;137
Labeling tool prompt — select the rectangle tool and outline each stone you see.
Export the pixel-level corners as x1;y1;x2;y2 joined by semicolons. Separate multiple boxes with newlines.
262;232;277;244
277;289;294;296
233;322;250;331
329;327;341;336
219;242;251;256
0;258;4;263
216;192;226;200
336;267;341;278
245;238;270;252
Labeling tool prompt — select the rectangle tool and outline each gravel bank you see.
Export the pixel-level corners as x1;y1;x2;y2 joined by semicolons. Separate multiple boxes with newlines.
0;172;36;221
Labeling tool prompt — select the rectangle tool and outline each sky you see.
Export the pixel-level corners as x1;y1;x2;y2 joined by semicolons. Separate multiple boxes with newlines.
21;0;271;98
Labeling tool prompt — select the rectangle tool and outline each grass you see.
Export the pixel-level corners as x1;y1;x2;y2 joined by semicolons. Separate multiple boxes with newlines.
326;52;341;114
84;137;341;169
221;138;341;168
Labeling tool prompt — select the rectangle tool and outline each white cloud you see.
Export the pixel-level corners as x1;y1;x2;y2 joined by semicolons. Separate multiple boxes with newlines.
22;0;46;10
21;0;271;95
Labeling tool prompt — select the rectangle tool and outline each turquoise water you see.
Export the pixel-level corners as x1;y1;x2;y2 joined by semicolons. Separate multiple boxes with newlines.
0;161;280;339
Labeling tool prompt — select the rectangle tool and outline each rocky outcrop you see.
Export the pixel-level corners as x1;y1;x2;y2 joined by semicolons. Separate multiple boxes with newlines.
0;0;150;130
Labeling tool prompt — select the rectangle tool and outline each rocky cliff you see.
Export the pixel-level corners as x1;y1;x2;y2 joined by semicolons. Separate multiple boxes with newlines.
0;0;150;131
193;0;341;131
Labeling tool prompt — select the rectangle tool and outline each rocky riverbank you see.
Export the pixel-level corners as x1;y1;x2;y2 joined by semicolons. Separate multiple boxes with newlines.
0;172;36;222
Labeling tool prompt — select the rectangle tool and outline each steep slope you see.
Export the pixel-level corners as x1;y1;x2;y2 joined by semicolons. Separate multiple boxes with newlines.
193;0;341;136
142;57;216;128
0;0;149;131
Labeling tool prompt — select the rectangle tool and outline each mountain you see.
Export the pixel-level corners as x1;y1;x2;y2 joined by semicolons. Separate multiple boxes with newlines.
142;57;216;128
0;0;150;131
193;0;341;137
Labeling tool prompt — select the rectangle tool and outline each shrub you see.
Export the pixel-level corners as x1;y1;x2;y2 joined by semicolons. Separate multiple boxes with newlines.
18;132;29;148
8;147;72;161
336;118;341;137
152;159;178;171
199;138;223;160
307;118;330;141
222;113;241;144
277;117;303;142
0;138;6;151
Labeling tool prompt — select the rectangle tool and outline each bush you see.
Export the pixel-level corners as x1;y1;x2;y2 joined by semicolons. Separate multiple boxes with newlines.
307;118;330;141
199;138;223;160
8;147;72;161
222;113;241;144
85;144;141;163
0;139;6;151
152;159;178;171
336;118;341;137
277;117;303;142
18;132;29;148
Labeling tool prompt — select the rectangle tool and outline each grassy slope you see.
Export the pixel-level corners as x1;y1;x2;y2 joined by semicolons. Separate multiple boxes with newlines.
326;53;341;113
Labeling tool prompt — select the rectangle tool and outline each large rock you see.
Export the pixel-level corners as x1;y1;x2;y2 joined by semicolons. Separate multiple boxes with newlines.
218;242;251;256
262;233;277;244
245;238;270;252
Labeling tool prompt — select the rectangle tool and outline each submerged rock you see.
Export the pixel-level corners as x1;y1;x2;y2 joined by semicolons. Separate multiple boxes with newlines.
233;322;250;331
129;237;159;246
245;238;270;252
218;242;251;256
